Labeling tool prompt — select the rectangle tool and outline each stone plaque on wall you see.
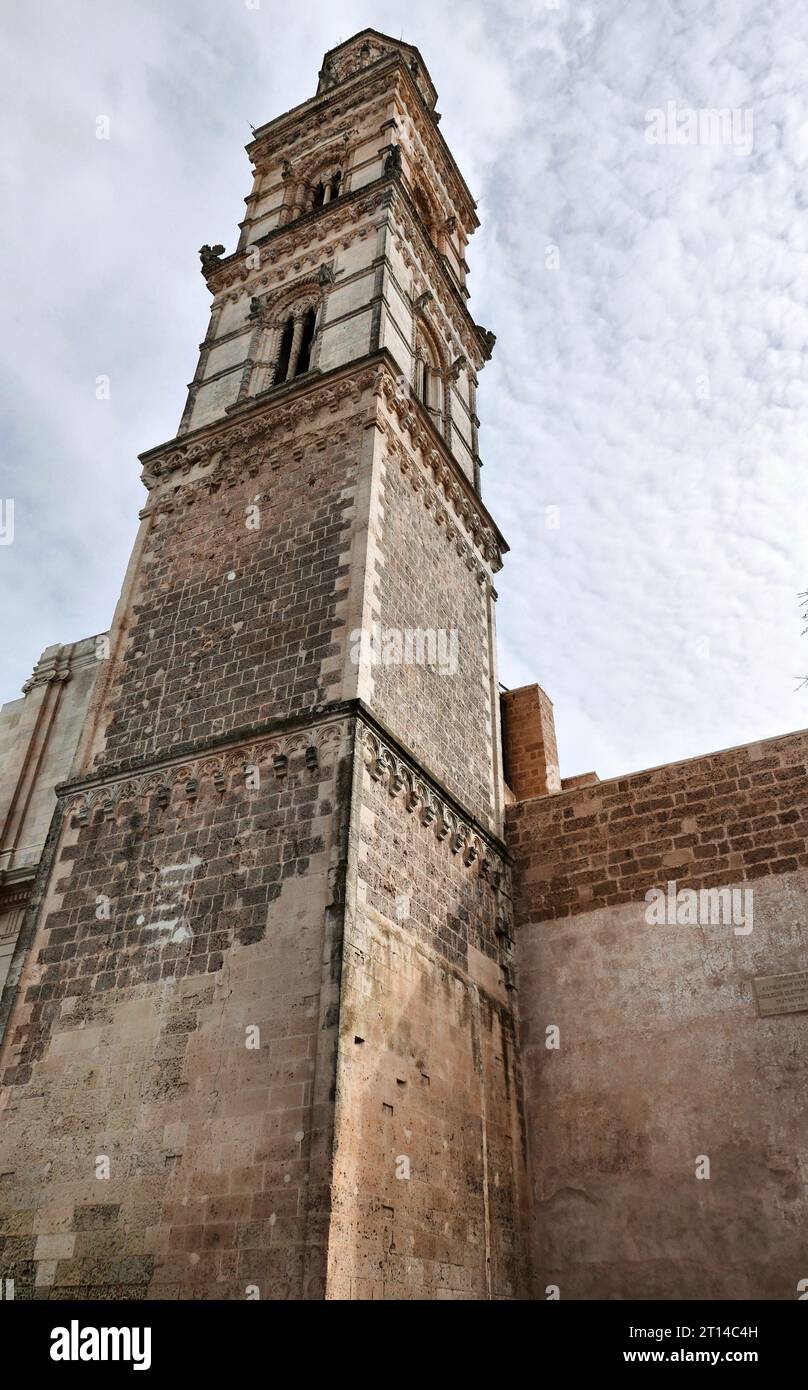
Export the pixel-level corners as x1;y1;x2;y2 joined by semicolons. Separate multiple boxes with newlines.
752;969;808;1017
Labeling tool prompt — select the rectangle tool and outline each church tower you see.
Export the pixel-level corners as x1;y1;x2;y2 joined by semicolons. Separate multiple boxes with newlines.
0;30;528;1300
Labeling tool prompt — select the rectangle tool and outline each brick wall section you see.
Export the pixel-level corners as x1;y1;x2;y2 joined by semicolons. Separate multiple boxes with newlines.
508;728;808;923
500;684;561;800
510;725;808;1299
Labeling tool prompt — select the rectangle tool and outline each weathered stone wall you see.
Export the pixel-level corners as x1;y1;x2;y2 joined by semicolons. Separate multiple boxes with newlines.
326;722;529;1299
0;722;349;1300
500;683;561;800
0;640;105;882
0;638;106;1002
0;358;511;1301
0;374;372;1299
92;377;374;773
509;728;808;1299
366;426;500;831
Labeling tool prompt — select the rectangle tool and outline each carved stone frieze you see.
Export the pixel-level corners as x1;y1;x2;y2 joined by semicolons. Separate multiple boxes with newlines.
63;723;346;822
362;728;503;885
21;668;71;695
139;368;377;494
250;77;391;168
389;189;488;371
206;188;387;298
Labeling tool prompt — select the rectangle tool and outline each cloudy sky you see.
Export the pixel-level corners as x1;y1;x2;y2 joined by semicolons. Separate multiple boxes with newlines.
2;0;806;780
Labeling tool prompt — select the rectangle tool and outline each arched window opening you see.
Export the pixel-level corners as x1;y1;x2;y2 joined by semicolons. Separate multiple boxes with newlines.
274;316;294;384
296;308;317;376
311;171;342;209
415;332;444;429
272;308;317;386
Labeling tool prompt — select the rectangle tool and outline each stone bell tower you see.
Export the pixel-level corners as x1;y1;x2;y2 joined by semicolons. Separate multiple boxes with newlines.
0;29;529;1300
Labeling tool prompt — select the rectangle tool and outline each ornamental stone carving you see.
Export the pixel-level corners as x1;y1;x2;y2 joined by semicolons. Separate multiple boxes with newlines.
362;729;503;884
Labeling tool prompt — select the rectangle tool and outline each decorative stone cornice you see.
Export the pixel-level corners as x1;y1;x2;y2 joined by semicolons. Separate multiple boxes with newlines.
206;186;388;297
382;429;491;585
247;75;392;169
318;32;438;113
21;668;70;695
388;186;488;371
207;177;486;373
138;366;378;494
137;357;506;575
0;883;32;918
247;51;476;235
362;727;505;887
374;372;504;573
61;722;346;822
21;638;107;696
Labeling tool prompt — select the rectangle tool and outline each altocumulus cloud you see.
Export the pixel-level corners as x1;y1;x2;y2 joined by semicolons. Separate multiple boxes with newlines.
0;0;805;778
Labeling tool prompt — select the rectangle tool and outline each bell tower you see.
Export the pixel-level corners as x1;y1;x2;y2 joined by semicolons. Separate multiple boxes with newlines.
0;30;529;1301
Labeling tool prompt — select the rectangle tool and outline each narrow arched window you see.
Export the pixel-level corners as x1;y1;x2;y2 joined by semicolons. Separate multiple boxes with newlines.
272;309;317;386
274;317;294;383
421;362;439;416
330;170;342;200
312;182;326;209
296;308;317;375
414;336;443;428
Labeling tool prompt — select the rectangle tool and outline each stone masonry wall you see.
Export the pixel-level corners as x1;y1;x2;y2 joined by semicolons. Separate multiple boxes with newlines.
0;377;375;1299
500;684;560;800
508;728;808;1299
0;723;349;1300
95;401;366;771
326;722;529;1299
367;436;498;830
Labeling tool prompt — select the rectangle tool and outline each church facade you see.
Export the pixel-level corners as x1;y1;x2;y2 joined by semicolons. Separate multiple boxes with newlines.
0;30;805;1301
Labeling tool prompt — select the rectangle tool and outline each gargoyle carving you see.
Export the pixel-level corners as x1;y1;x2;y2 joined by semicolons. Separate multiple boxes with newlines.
477;324;497;359
384;144;402;175
199;244;225;276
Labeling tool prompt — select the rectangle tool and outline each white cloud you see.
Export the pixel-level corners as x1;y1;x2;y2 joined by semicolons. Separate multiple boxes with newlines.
1;0;806;781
